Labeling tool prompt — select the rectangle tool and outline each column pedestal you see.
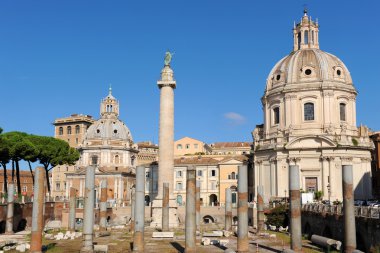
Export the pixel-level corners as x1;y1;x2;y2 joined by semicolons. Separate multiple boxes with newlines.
150;199;178;228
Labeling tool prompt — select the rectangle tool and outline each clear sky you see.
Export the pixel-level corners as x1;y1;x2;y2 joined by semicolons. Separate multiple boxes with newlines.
1;1;379;144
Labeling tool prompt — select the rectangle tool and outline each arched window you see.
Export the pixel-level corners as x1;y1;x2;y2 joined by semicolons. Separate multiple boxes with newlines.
110;105;113;112
312;31;315;44
340;103;346;121
75;125;80;134
297;32;301;50
59;127;63;135
304;30;309;44
304;103;314;121
67;126;72;135
231;172;236;180
273;107;280;125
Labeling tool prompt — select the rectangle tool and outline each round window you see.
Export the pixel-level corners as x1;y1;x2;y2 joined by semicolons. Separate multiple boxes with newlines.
337;69;341;76
276;74;281;81
96;129;100;134
305;69;312;75
114;129;118;134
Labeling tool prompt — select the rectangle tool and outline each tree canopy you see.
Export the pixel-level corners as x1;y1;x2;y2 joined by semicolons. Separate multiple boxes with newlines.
0;130;80;196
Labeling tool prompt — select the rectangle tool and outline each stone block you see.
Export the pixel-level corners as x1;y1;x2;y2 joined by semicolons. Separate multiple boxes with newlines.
219;239;229;247
44;220;62;230
152;232;174;238
223;230;232;237
203;231;223;237
94;244;108;253
201;237;210;246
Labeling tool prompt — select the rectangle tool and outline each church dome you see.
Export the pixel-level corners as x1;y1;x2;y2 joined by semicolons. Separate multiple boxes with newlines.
84;118;133;141
266;48;353;91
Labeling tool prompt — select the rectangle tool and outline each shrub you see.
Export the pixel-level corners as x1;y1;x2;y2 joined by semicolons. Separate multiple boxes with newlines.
265;204;289;227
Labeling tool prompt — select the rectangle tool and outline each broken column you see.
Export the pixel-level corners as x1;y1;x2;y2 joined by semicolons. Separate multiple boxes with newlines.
342;165;356;253
69;187;77;231
30;167;45;253
225;188;232;231
185;166;196;253
237;165;249;253
5;183;14;234
131;187;135;232
257;185;264;233
133;165;145;252
99;180;107;231
81;166;96;253
162;182;169;231
196;180;201;232
289;165;302;252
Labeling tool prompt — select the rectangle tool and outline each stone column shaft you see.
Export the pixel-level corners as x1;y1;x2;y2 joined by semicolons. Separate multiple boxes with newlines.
131;187;135;232
185;166;196;253
30;167;45;253
99;180;107;231
162;182;170;231
196;181;201;231
158;85;175;196
81;166;95;253
289;165;302;252
6;183;14;234
69;187;76;231
225;188;232;231
133;166;145;252
237;165;249;253
257;185;264;233
343;165;356;253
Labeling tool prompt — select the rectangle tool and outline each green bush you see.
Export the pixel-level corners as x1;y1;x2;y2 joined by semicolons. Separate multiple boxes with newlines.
265;204;289;227
352;138;359;146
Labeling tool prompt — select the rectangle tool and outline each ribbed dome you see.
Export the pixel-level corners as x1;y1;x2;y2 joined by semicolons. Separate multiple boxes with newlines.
266;49;353;92
84;118;133;142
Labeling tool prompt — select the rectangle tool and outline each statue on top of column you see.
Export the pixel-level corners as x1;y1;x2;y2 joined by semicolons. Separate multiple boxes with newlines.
164;51;173;66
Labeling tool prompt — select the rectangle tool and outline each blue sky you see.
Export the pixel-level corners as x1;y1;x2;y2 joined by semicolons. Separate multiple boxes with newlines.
0;1;379;144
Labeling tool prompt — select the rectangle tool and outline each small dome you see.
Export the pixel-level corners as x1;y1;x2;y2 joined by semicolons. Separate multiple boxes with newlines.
266;49;353;92
84;118;133;142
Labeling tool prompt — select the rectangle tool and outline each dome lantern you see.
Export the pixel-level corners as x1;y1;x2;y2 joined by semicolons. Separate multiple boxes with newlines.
100;86;119;119
293;9;319;51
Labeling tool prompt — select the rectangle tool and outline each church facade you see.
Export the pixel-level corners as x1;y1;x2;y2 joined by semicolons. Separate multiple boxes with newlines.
252;11;373;203
66;89;138;206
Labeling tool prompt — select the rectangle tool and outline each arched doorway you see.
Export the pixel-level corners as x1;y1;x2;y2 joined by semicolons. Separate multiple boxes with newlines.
209;194;218;206
177;195;183;206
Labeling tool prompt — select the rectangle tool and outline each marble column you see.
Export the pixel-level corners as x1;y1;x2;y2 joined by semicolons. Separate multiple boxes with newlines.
151;55;178;228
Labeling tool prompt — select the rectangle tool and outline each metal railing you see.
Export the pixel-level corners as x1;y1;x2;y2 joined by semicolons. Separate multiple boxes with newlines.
302;203;380;219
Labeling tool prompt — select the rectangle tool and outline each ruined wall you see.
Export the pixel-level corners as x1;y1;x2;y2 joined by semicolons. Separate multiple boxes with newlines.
302;211;380;252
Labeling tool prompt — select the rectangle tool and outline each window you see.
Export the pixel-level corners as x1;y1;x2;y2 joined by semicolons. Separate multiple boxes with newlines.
305;69;312;75
76;138;78;144
176;171;182;178
186;144;190;149
177;144;182;150
194;144;198;149
146;172;150;178
114;155;120;164
59;127;63;135
211;170;216;177
304;30;309;44
75;125;80;134
22;186;27;192
91;155;98;165
67;126;72;135
231;172;236;180
197;170;203;177
304;103;314;121
340;103;346;121
56;183;61;191
176;182;183;190
273;107;280;125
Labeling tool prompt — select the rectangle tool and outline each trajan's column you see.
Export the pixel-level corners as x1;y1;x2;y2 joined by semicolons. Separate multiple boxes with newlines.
151;52;179;228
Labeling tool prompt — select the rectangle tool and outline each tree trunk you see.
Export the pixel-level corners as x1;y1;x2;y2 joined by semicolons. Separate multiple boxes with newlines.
11;160;15;181
45;166;51;198
1;163;7;194
28;161;34;185
16;160;22;196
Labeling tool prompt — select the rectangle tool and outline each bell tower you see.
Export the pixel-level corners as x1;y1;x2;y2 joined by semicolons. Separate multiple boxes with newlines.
293;9;320;51
100;87;119;119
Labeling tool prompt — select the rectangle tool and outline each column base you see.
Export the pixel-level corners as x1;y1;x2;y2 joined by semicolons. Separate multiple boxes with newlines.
150;199;179;228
